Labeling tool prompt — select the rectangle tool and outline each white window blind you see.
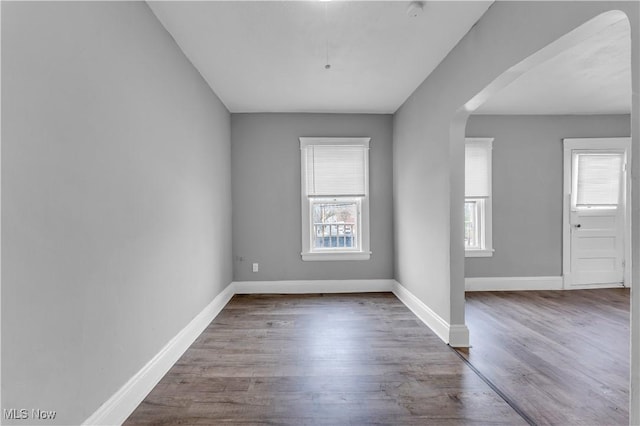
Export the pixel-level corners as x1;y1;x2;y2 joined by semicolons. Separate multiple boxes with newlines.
304;144;368;197
465;140;492;198
576;153;623;206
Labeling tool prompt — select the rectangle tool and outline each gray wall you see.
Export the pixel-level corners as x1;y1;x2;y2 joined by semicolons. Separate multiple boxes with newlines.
232;113;394;281
465;114;631;278
2;2;232;424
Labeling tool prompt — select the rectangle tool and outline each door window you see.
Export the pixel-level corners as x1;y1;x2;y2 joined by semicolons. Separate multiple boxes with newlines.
573;152;624;209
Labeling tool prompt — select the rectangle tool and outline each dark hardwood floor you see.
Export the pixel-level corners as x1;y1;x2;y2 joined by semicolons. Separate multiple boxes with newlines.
125;293;525;425
459;288;630;426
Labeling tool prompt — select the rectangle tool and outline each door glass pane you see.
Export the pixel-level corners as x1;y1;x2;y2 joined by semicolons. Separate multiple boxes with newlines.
576;153;623;207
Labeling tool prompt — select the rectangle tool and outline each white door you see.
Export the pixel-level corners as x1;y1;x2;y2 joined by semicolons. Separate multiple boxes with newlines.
563;138;630;289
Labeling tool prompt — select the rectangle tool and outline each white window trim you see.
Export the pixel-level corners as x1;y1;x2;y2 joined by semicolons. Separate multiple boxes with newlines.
465;137;494;258
300;137;371;261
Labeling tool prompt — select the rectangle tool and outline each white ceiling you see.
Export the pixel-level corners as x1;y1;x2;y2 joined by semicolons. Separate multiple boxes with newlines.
148;1;493;113
475;18;631;115
149;2;631;116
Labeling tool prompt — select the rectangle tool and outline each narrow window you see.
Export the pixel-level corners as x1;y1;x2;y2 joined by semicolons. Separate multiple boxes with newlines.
300;137;371;261
465;138;494;257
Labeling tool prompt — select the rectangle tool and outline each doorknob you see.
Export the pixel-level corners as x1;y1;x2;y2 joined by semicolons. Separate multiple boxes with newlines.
574;224;581;228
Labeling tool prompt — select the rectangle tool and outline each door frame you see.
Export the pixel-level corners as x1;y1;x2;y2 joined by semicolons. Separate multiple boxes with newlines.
562;137;632;289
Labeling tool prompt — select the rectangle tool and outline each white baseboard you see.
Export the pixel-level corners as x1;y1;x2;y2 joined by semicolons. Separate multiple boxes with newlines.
233;279;395;294
391;281;469;347
83;282;235;426
465;276;563;292
448;325;470;348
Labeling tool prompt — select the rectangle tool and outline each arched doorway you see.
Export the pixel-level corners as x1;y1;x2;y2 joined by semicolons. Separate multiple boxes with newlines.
449;9;637;424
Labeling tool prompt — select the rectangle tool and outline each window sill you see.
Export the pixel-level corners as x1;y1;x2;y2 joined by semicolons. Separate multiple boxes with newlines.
465;249;494;258
302;251;371;261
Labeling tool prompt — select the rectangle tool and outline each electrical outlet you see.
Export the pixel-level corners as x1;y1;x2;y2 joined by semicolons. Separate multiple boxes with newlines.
252;263;259;272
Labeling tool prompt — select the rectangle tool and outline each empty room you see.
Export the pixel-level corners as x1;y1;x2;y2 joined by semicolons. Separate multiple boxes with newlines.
1;1;639;425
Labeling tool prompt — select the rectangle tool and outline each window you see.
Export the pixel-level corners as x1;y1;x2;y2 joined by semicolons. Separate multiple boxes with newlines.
300;137;371;261
573;152;624;209
465;138;493;257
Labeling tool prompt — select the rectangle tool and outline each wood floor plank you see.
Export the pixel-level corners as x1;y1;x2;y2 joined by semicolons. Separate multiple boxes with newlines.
125;293;524;425
460;288;629;426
